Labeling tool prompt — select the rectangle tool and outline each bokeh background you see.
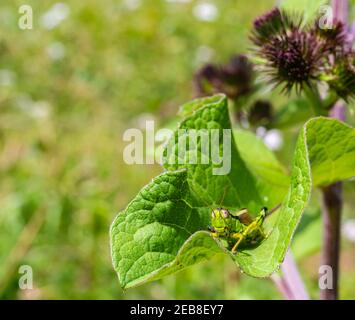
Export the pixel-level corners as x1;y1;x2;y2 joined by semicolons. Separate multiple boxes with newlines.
0;0;354;299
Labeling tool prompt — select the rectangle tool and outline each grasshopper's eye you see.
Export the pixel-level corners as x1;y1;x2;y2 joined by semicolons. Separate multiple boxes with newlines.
221;209;229;218
211;210;216;218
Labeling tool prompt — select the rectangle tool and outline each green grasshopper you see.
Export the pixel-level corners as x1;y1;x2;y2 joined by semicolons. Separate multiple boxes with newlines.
208;206;279;253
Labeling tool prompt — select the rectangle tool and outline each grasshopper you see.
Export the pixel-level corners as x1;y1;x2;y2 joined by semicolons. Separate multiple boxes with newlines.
208;205;279;253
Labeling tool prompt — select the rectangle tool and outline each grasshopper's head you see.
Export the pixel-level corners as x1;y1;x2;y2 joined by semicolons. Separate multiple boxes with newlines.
211;208;232;233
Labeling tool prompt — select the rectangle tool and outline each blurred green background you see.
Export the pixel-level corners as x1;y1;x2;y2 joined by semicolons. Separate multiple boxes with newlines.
0;0;354;299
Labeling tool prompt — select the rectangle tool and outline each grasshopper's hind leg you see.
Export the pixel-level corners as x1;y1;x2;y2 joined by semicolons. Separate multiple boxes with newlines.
230;208;268;253
231;233;244;253
248;208;267;238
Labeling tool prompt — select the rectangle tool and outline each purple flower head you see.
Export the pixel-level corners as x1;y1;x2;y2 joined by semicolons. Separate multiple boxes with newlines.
251;8;301;46
194;55;254;99
328;52;355;101
251;7;354;96
256;29;323;93
194;63;221;95
248;100;273;126
313;20;347;53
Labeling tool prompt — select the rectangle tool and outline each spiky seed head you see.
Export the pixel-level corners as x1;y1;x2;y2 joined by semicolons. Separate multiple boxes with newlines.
219;55;253;98
259;30;323;93
194;55;253;99
328;52;355;101
248;100;273;126
250;7;354;99
313;20;347;51
251;8;326;93
194;64;221;96
251;7;300;45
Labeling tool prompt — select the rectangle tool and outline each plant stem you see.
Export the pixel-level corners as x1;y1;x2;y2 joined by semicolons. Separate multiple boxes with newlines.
303;85;327;116
281;251;310;300
332;0;348;23
320;102;346;300
271;250;310;300
319;0;349;300
271;274;294;300
320;183;343;300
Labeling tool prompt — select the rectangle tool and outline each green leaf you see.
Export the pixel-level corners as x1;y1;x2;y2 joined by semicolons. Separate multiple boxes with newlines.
163;94;276;213
110;95;355;288
233;129;290;207
110;169;223;288
306;118;355;187
236;117;355;277
291;208;322;260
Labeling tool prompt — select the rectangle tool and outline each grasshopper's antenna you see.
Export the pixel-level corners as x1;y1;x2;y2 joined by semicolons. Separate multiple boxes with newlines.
189;185;213;211
218;185;230;208
266;203;281;217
